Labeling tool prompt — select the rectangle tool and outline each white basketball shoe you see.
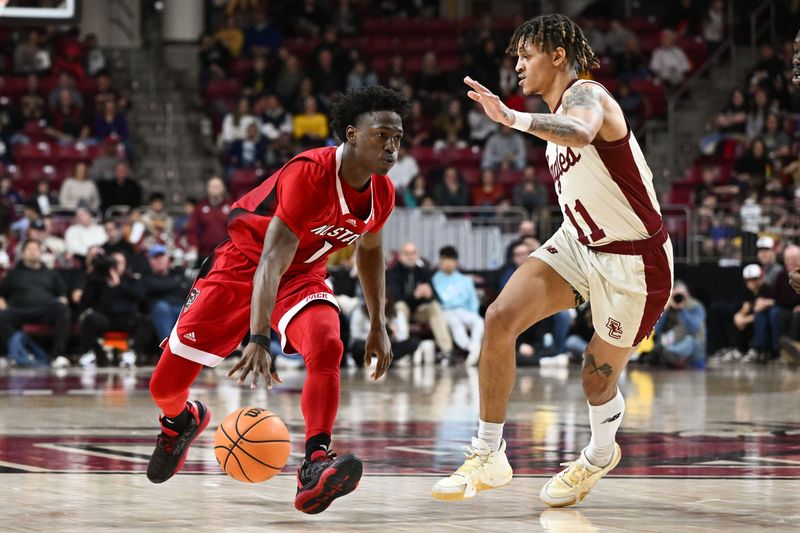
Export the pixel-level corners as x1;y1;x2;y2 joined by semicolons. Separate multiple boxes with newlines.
540;443;621;507
431;438;513;501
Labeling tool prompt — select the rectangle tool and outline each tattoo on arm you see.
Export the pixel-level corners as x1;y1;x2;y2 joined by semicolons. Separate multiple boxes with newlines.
523;84;604;145
584;353;613;377
562;84;603;112
527;115;579;138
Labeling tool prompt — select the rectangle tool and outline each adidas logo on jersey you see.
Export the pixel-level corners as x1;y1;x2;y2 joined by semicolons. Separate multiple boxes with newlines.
345;217;357;226
183;332;197;342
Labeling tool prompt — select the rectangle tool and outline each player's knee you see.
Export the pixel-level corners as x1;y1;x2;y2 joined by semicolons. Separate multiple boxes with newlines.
485;301;519;337
304;330;343;374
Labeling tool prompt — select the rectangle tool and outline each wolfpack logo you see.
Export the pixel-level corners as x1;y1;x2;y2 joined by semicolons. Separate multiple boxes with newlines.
606;317;623;339
546;147;581;194
183;288;200;312
310;224;361;245
303;292;331;304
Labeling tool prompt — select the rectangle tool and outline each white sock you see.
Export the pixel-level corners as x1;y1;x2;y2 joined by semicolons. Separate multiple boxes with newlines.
584;388;625;467
477;420;504;452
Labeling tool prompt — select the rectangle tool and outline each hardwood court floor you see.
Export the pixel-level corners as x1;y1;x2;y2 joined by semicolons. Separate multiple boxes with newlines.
1;362;799;532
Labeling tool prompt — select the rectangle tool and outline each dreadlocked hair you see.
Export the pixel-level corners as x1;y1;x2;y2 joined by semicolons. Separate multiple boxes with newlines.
330;86;411;142
506;14;600;74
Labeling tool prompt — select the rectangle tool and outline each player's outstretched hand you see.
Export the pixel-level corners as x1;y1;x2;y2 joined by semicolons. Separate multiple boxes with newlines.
364;327;393;381
227;342;282;390
464;76;514;127
790;267;800;294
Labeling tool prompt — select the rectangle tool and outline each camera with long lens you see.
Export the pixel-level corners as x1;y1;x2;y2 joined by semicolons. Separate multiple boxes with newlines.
672;293;685;304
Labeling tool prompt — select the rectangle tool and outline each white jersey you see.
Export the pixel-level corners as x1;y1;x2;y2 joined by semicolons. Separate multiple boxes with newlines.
544;79;663;246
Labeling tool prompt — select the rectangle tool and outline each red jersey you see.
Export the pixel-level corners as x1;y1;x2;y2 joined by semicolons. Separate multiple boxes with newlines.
228;145;395;280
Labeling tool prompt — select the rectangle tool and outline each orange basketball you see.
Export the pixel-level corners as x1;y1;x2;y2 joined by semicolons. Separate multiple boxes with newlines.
214;407;291;483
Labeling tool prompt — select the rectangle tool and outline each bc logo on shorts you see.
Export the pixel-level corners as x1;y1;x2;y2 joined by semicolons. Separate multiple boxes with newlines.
606;317;623;340
183;288;200;313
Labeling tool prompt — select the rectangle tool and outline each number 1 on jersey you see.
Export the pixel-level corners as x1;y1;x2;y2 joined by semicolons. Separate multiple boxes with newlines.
564;199;606;244
304;240;334;263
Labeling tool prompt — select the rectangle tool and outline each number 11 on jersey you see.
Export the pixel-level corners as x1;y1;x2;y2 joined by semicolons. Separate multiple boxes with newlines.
564;199;606;245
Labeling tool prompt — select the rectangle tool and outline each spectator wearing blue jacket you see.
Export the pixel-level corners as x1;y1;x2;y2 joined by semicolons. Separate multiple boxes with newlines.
432;246;484;366
654;280;707;368
228;123;267;175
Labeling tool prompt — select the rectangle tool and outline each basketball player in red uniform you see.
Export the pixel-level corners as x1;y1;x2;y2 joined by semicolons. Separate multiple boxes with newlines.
146;86;409;514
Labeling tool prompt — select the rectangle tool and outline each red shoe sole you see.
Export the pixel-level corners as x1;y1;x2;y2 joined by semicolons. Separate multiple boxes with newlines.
173;403;211;476
294;455;363;514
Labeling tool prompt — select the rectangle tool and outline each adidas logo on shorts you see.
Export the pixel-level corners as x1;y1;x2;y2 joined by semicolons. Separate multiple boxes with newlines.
183;332;197;342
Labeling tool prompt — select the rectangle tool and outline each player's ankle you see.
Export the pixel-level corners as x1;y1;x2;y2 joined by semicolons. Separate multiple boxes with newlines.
162;404;191;433
305;432;332;461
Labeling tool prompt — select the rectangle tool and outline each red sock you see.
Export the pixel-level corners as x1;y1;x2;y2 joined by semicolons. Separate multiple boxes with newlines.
149;346;203;418
285;303;343;441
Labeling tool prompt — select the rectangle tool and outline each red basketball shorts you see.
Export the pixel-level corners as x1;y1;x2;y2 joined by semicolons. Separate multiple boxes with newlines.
166;239;339;367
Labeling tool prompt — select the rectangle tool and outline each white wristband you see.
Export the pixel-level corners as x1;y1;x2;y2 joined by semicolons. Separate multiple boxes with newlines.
510;110;532;131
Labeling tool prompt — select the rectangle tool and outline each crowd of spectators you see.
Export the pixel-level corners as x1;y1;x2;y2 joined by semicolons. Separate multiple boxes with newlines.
670;33;800;263
199;0;717;222
1;2;793;371
0;171;236;369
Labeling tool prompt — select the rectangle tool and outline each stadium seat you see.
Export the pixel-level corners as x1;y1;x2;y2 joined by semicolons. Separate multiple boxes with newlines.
204;79;242;104
230;168;262;200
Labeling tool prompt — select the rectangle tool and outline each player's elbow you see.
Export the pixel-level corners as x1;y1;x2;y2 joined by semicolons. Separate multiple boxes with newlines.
566;130;593;148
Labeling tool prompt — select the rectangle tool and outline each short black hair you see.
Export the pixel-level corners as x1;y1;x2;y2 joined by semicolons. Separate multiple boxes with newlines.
506;14;599;74
149;192;166;203
330;86;411;143
439;245;458;260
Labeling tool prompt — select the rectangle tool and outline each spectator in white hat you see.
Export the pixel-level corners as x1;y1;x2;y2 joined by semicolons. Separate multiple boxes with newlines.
732;264;776;363
755;235;783;290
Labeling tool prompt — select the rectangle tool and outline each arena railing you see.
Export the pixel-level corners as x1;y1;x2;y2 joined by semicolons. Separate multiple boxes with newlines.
750;0;777;54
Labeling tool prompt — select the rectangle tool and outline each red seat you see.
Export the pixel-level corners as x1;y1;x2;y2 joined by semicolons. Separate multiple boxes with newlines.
0;76;28;98
39;75;60;95
449;147;481;165
282;37;319;61
460;167;480;186
53;142;99;162
204;79;242;104
77;78;98;94
438;54;462;72
363;18;394;36
231;57;253;80
230;168;262;200
627;16;659;35
679;37;708;72
496;169;523;187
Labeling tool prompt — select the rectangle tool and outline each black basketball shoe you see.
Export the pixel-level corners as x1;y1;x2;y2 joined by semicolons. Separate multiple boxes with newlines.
294;450;363;514
146;400;211;483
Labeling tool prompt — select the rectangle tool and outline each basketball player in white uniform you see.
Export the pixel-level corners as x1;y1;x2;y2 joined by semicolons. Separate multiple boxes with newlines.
432;14;674;507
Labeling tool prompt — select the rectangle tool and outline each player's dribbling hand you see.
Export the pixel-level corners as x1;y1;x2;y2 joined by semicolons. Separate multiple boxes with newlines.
227;343;282;390
789;267;800;294
364;327;393;381
464;76;514;127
